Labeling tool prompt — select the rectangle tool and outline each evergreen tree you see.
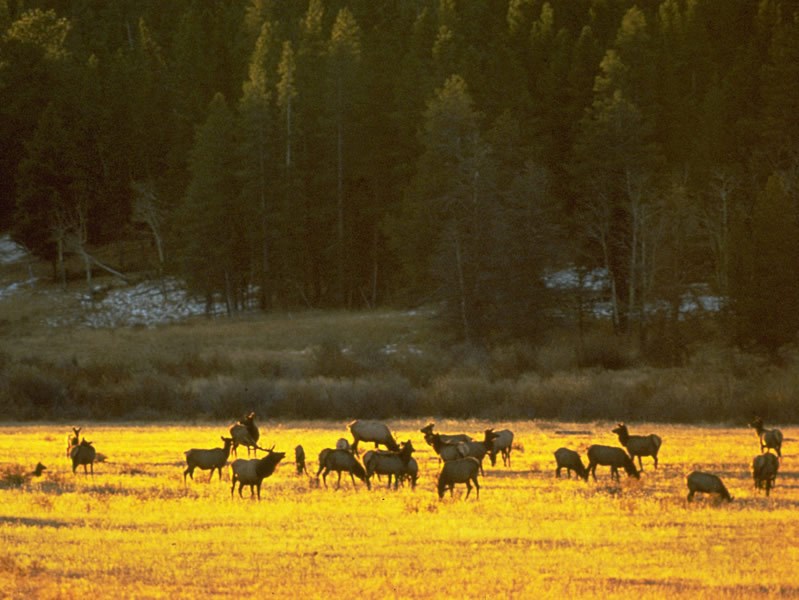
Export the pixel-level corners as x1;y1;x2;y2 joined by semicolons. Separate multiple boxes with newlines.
178;93;246;313
731;174;799;351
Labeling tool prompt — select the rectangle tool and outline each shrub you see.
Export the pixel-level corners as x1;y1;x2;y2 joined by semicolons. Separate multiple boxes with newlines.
2;364;68;418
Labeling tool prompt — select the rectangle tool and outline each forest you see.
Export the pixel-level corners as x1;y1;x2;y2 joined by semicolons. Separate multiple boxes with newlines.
2;0;799;360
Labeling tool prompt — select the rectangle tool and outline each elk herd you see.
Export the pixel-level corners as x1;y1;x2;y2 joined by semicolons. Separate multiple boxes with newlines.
55;415;786;504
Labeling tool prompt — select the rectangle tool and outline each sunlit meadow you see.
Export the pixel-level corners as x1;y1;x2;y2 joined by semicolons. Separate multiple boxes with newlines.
1;420;797;599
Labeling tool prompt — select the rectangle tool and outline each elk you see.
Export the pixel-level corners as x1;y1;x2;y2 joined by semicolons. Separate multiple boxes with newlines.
364;440;415;490
586;445;640;481
348;420;399;453
70;439;97;475
752;453;779;496
295;445;308;476
611;423;662;470
229;412;260;457
420;423;472;446
437;457;481;500
686;471;732;502
488;429;514;468
749;417;783;458
183;437;233;483
316;448;369;489
230;446;285;499
554;447;588;481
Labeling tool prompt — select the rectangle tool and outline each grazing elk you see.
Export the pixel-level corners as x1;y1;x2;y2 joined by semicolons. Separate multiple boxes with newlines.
364;440;415;490
183;437;233;483
488;429;514;468
348;420;399;453
230;446;285;499
749;417;783;458
437;457;481;500
316;448;369;489
752;453;779;496
554;447;588;481
686;471;732;502
229;412;260;457
586;445;640;481
611;423;662;470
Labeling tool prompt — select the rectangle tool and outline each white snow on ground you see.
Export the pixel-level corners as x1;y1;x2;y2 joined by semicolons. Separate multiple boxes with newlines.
1;233;723;329
1;233;223;328
0;233;27;264
47;278;225;328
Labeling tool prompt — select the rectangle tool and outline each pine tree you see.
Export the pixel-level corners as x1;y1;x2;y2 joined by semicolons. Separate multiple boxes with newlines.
178;93;245;313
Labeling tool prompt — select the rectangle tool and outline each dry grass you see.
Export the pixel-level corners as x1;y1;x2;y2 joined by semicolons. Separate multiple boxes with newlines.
1;420;797;598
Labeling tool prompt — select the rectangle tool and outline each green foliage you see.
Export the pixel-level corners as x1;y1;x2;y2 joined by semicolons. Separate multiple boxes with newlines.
4;0;799;353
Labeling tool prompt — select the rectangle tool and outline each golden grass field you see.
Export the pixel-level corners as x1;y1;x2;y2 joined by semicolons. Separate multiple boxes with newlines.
1;420;797;599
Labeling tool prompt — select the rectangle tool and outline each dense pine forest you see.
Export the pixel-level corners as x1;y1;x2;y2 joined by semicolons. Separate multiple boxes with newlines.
2;0;799;360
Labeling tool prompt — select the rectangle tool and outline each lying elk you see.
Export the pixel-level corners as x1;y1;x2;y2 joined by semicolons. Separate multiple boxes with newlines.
686;471;732;502
317;448;369;489
554;447;588;481
752;453;779;496
586;445;640;481
230;446;285;499
612;423;662;470
364;440;415;490
183;437;233;483
488;429;514;468
437;457;481;500
749;417;783;458
229;412;260;457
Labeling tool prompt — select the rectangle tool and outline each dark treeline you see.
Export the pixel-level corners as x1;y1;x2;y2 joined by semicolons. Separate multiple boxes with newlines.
2;0;799;357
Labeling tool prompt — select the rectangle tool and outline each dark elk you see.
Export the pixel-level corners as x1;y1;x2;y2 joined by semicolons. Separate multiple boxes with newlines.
611;423;662;470
230;446;285;500
348;420;399;453
586;445;640;481
229;412;260;457
749;417;783;458
67;427;97;475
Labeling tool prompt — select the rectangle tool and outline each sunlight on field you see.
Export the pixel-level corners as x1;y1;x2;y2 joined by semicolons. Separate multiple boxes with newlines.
1;421;797;599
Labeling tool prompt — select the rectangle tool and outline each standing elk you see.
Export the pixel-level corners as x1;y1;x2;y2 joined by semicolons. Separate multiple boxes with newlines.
686;471;732;502
586;445;640;481
752;453;779;496
611;423;662;470
70;439;97;475
554;447;588;481
229;412;260;457
295;445;308;476
183;437;233;483
437;457;481;500
749;417;783;458
316;448;369;489
230;446;285;499
420;423;472;446
348;420;399;453
488;429;514;468
364;440;415;490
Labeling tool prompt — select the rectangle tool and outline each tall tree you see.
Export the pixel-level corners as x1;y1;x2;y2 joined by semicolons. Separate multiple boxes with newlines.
178;93;246;313
730;173;799;352
327;7;362;304
238;19;279;309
